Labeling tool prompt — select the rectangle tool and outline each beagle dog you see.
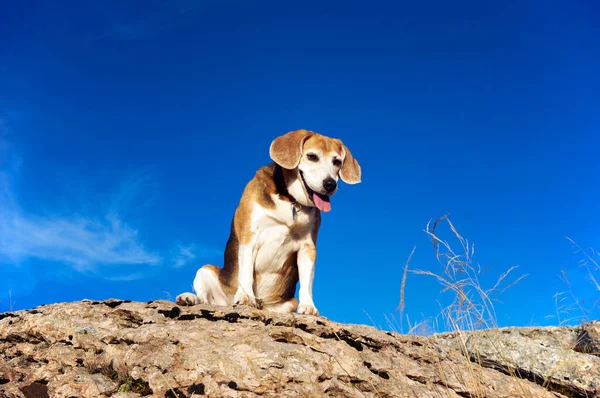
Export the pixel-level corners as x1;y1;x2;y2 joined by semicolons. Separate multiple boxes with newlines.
176;129;361;315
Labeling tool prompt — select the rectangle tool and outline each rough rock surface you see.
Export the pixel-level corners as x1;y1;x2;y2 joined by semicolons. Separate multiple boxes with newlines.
437;322;600;398
0;299;597;397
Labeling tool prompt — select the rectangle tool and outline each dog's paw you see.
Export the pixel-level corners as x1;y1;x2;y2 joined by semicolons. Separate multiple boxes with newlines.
233;290;262;309
297;303;320;316
176;293;201;306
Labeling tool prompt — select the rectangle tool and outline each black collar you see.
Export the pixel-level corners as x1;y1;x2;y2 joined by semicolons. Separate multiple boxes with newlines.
273;163;294;201
273;163;307;218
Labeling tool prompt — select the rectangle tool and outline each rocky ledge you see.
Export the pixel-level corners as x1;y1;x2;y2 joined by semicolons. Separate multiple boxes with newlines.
0;299;598;397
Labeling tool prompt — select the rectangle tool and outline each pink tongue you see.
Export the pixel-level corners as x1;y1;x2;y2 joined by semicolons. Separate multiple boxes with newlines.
313;193;331;212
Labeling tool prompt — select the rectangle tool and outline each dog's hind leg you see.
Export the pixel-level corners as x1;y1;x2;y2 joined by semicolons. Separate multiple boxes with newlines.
176;264;229;306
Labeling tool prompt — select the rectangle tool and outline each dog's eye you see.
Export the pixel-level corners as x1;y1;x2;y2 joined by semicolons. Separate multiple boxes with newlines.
307;153;319;162
333;159;342;167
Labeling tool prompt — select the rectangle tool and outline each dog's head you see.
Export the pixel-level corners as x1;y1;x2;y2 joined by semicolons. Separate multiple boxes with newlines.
269;129;361;212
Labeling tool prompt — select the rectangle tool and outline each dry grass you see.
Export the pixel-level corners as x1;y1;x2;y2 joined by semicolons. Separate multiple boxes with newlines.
0;290;15;313
546;237;600;325
388;214;600;398
392;215;539;397
414;215;527;332
390;215;527;336
394;245;415;334
566;237;600;295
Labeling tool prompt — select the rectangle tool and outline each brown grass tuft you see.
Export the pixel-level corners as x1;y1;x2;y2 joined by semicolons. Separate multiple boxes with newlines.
411;215;527;332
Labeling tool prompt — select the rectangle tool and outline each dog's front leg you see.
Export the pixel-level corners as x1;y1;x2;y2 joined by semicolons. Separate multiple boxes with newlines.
233;242;261;309
297;241;319;316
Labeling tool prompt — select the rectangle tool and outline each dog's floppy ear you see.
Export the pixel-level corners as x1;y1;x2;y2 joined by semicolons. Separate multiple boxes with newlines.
269;129;313;169
339;141;362;184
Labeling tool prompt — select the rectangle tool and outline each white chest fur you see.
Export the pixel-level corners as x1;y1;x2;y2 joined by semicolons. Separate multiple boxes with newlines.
251;195;316;274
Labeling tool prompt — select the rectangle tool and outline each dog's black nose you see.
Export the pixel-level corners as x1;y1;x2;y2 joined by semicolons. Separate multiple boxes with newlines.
323;178;337;194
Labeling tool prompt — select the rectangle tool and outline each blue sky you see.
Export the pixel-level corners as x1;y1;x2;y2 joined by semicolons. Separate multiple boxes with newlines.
1;1;599;331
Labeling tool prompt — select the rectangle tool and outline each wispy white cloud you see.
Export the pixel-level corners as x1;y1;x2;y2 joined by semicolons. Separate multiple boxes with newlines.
0;210;162;272
0;183;163;275
105;272;148;282
0;128;219;281
172;244;197;268
171;243;221;269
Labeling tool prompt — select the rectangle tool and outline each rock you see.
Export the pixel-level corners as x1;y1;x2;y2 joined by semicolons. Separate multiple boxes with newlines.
436;322;600;398
0;299;596;397
574;322;600;356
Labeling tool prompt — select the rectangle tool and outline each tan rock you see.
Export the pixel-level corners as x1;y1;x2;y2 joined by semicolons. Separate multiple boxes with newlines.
0;299;595;397
436;322;600;398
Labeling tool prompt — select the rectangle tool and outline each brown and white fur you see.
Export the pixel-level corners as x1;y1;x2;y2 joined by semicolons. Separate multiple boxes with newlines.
175;129;361;316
